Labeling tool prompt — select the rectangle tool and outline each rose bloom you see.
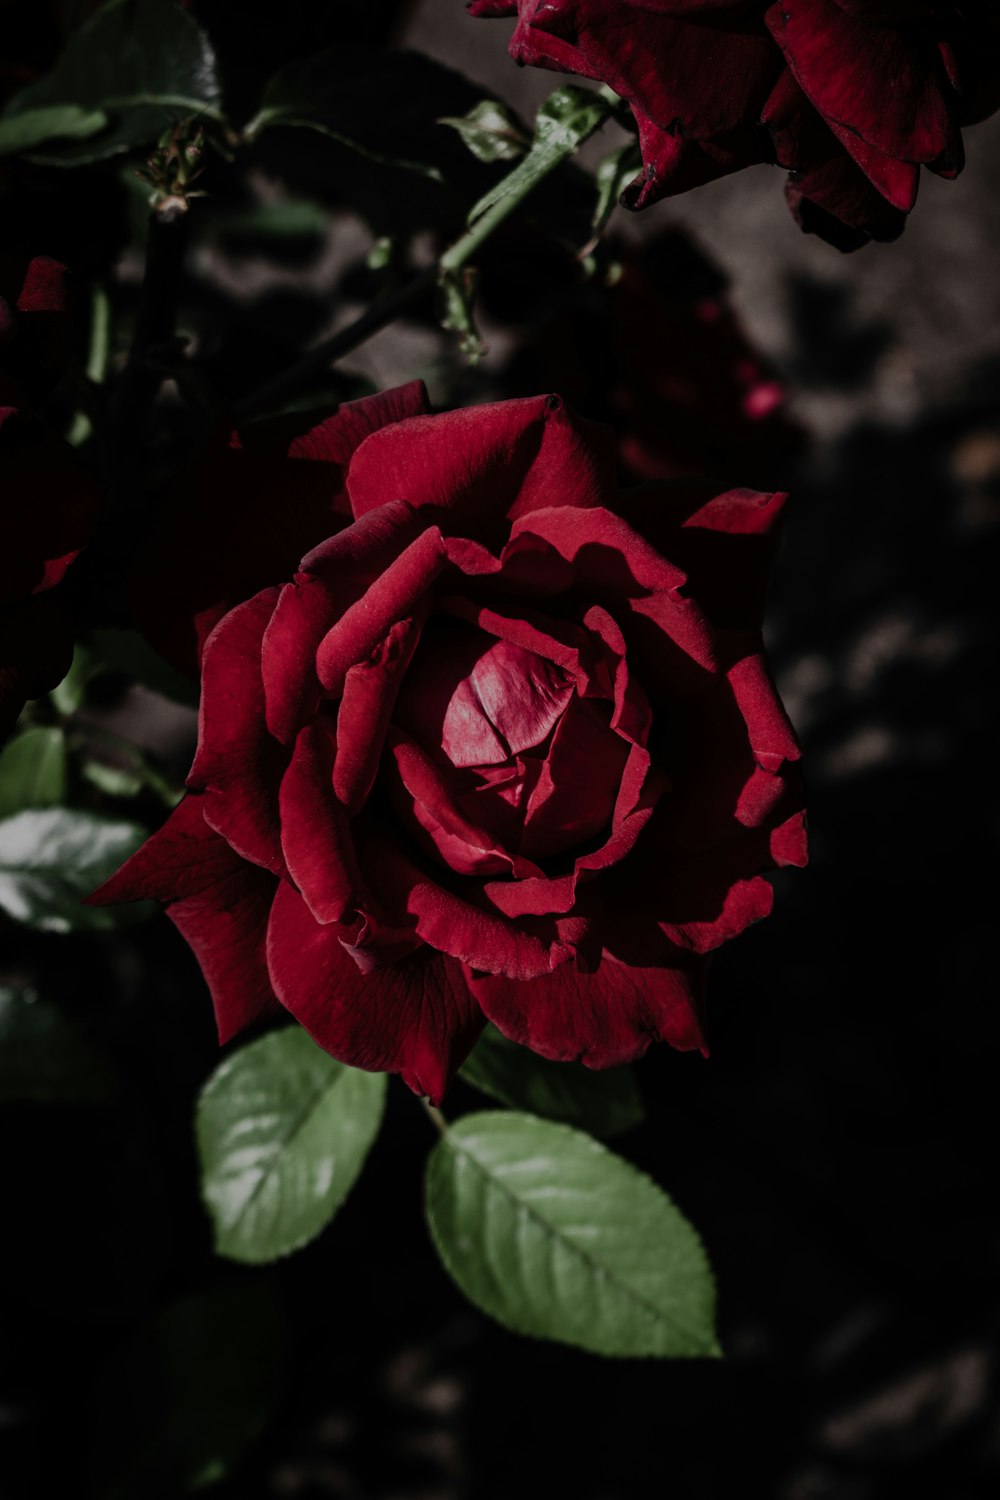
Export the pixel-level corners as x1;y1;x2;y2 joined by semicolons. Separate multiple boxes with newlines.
92;387;806;1100
500;229;802;487
470;0;1000;249
0;256;96;739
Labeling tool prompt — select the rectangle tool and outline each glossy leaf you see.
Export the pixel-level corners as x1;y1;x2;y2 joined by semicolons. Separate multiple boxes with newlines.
89;1283;283;1497
92;628;199;708
0;0;224;165
0;986;115;1105
439;99;530;164
0;104;107;155
0;808;149;932
246;47;488;182
50;644;97;716
0;726;67;817
425;1112;719;1358
460;1026;644;1138
197;1028;386;1264
465;85;612;228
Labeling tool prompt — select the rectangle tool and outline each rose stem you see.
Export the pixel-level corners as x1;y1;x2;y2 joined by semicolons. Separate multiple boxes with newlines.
234;91;615;422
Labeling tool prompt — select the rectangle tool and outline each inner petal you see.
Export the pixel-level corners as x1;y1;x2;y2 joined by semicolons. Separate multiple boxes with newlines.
396;620;574;770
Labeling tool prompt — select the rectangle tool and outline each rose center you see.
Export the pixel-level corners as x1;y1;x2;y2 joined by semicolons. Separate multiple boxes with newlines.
390;619;630;872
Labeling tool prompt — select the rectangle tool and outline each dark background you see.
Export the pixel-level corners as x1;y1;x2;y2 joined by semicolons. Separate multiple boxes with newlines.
2;1;999;1495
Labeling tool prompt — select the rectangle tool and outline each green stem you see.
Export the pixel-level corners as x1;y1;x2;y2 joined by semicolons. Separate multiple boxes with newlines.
66;285;111;447
233;266;437;423
234;88;615;419
419;1098;449;1136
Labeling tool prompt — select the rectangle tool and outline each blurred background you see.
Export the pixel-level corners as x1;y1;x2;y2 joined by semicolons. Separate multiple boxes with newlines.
2;1;1000;1495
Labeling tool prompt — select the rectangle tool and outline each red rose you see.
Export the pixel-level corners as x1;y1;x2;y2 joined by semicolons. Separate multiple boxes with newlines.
0;254;73;400
504;229;801;486
470;0;1000;248
0;258;97;739
91;387;806;1101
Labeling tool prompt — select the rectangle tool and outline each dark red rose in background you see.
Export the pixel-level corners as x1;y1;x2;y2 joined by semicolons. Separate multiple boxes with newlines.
470;0;1000;249
503;230;802;487
0;254;73;401
0;256;97;740
92;385;806;1101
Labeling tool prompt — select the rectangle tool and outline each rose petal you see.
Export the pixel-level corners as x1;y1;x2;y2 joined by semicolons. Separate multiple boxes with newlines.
505;505;718;682
315;527;447;696
266;878;484;1101
766;0;960;169
88;795;280;1043
261;498;420;743
334;615;423;814
360;829;572;980
188;588;286;875
279;719;365;924
346;393;614;538
469;950;706;1066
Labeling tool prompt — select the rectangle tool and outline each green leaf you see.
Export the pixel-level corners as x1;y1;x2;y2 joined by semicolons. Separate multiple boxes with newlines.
0;103;107;155
460;1026;644;1138
0;986;115;1105
92;627;199;707
197;1028;386;1264
439;99;530;164
89;1282;284;1498
463;85;612;230
0;807;149;932
0;0;224;165
425;1112;719;1359
50;643;97;715
0;727;68;817
81;761;146;799
246;47;488;183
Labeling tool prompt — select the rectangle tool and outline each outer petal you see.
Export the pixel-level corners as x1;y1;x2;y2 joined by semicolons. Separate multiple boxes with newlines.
765;0;961;170
188;588;286;876
469;951;706;1067
131;384;428;677
266;878;485;1101
88;795;280;1043
622;112;767;210
239;379;429;469
345;394;615;538
260;498;420;743
359;830;573;980
615;484;788;629
519;2;780;142
315;527;447;696
763;68;910;244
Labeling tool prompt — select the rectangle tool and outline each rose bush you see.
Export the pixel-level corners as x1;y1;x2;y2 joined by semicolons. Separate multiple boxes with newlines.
470;0;1000;248
91;385;806;1100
